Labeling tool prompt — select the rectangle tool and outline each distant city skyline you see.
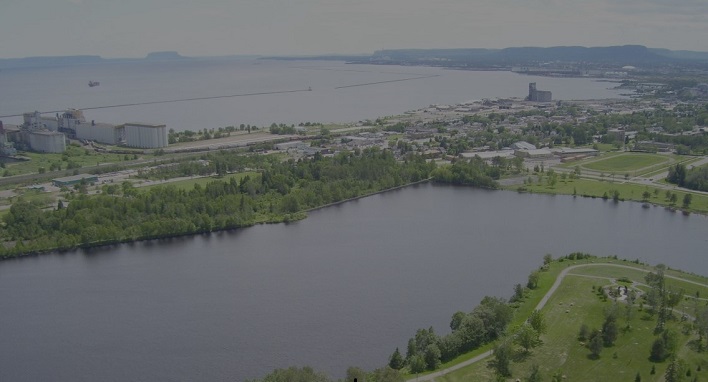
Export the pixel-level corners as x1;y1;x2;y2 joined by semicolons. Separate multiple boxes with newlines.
1;0;707;59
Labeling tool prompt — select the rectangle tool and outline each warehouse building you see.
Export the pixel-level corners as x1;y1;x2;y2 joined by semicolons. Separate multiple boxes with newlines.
52;174;98;187
124;123;168;148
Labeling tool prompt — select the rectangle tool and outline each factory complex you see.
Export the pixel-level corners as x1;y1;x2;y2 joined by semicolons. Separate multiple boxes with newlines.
0;109;168;154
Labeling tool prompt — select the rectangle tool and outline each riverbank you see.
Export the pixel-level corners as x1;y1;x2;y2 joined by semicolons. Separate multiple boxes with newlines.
504;175;708;216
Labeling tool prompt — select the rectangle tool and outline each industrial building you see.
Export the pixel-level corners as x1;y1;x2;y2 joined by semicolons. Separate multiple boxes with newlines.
0;122;17;156
23;111;59;131
124;123;168;148
527;83;552;102
75;121;123;145
1;108;169;155
57;109;87;135
27;130;66;153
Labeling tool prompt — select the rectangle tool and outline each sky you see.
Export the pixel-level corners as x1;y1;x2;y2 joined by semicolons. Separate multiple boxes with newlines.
1;0;707;59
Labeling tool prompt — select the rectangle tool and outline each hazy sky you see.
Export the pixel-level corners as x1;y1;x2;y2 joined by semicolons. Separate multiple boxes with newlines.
1;0;707;58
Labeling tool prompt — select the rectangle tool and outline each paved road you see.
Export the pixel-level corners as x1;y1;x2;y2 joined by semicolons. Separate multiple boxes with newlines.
407;262;708;381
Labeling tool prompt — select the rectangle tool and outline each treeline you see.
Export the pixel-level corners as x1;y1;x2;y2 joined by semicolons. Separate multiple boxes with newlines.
666;163;708;192
431;157;500;189
391;297;513;373
244;366;403;382
0;148;434;257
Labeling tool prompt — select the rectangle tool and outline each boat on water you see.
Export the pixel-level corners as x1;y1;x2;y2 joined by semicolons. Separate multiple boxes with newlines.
88;81;100;87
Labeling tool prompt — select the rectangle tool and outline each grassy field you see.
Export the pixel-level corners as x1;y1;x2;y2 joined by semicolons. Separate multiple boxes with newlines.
137;172;258;191
583;153;669;173
513;177;708;214
3;145;134;177
437;261;708;382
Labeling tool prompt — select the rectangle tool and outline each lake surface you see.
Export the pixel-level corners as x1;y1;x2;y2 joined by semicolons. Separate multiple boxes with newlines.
0;59;624;131
0;184;706;381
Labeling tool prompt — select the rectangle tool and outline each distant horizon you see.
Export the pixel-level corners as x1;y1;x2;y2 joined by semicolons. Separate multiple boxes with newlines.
4;0;707;59
2;44;708;61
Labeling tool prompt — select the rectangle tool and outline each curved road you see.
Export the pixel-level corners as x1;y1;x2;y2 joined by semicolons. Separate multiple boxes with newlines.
408;262;708;381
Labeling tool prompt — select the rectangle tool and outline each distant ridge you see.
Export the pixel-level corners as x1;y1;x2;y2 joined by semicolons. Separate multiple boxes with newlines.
2;45;708;69
369;45;697;65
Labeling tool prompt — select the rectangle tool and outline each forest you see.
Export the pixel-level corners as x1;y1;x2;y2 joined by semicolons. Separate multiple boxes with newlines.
0;148;451;257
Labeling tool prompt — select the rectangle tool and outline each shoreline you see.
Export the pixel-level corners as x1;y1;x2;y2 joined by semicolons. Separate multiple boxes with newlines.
507;185;708;218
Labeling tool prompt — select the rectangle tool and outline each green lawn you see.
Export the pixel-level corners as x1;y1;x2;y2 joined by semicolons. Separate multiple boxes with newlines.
583;153;668;173
438;263;708;382
569;265;708;300
514;177;708;214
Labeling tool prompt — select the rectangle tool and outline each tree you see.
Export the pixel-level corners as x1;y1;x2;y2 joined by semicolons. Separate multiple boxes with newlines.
635;372;641;382
511;283;525;303
527;271;540;289
543;253;553;265
529;310;547;335
409;354;426;374
683;193;692;209
611;189;621;202
490;340;513;377
516;324;538;353
450;311;466;331
388;347;404;370
642;190;651;201
664;357;685;382
424;343;441;370
650;337;667;362
588;331;603;359
602;316;618;346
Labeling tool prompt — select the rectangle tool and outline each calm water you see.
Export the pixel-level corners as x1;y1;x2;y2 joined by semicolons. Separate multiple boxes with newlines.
0;184;706;381
0;59;624;131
